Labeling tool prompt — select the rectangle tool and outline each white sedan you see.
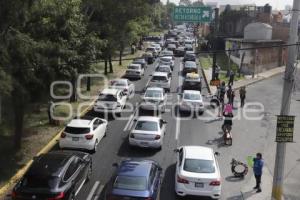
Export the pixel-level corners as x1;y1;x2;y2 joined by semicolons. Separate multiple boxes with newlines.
109;78;135;98
179;90;204;115
59;118;108;152
140;87;167;113
124;63;144;79
129;116;167;150
175;146;221;199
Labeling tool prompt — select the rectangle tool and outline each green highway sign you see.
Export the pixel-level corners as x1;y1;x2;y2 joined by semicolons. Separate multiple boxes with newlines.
173;6;212;23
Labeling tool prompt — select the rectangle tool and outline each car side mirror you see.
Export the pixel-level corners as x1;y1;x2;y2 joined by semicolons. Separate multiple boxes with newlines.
112;163;119;167
162;120;167;124
174;148;179;153
215;152;220;156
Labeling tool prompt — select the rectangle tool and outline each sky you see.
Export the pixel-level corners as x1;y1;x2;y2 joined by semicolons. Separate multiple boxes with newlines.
161;0;293;10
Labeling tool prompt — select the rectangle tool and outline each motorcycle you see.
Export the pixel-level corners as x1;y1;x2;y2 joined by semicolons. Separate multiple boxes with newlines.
230;158;248;178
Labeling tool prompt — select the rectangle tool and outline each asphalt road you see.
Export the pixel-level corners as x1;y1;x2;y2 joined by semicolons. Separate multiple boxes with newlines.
52;57;300;200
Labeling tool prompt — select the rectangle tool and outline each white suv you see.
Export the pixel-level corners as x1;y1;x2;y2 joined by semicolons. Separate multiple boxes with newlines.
94;88;127;117
148;72;171;93
59;118;108;152
175;146;221;199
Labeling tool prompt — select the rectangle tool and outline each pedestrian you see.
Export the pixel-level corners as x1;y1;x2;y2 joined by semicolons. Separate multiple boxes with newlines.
226;85;232;104
253;153;264;193
47;100;54;125
229;90;235;106
239;86;246;107
228;70;235;86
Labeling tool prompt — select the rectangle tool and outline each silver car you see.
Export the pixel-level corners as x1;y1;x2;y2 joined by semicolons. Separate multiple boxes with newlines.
140;87;167;112
179;90;204;114
148;72;171;92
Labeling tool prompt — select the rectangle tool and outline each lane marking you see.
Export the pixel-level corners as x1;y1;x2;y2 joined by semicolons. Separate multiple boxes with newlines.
87;181;100;200
75;179;86;196
93;184;105;200
175;60;183;143
123;114;134;131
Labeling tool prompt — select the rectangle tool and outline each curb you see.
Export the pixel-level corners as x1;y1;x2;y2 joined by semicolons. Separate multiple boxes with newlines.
201;68;212;94
0;101;94;198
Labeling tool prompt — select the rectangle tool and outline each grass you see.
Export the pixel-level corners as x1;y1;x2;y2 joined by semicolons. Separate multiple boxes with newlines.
0;49;144;194
199;54;212;69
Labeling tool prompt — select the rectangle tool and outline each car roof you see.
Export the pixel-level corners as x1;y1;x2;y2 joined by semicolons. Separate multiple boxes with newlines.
183;146;214;160
153;72;168;76
27;151;74;177
111;78;127;83
67;119;92;127
101;88;120;95
146;87;164;92
117;160;154;177
186;73;200;79
161;56;172;59
186;51;195;55
136;116;160;122
183;90;201;95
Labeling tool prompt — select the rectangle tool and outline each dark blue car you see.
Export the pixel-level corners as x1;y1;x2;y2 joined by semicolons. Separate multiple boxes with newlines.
106;160;162;200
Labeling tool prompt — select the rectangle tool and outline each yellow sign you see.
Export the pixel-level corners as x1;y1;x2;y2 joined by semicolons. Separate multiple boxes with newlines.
276;115;295;142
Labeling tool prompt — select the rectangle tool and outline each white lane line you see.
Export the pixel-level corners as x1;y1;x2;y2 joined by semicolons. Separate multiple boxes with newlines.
123;114;134;131
93;184;105;200
175;61;183;142
75;179;86;196
86;181;100;200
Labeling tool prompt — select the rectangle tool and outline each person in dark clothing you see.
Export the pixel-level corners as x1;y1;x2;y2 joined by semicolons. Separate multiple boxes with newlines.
229;90;235;106
219;81;226;105
228;70;235;86
239;86;246;107
226;85;232;104
253;153;264;193
215;65;220;80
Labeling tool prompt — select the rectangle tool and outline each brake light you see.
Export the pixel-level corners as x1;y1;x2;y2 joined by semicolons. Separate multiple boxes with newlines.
11;190;17;198
177;175;189;184
85;134;94;140
154;135;161;140
60;132;66;138
145;198;153;200
48;192;64;200
209;180;221;186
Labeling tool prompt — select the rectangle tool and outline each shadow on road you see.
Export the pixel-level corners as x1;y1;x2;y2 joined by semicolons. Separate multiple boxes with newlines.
160;163;176;200
225;175;245;182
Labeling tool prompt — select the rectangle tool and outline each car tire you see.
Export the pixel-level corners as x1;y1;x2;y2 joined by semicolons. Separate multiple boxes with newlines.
116;112;121;117
93;139;98;153
199;111;204;115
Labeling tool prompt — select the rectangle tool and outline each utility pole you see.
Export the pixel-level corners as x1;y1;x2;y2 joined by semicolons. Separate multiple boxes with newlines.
211;8;219;81
272;0;300;199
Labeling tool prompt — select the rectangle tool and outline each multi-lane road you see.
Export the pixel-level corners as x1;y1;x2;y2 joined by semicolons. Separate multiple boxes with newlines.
50;56;300;200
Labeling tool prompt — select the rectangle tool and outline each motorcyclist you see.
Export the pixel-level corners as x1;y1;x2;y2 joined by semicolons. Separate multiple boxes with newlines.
222;103;233;131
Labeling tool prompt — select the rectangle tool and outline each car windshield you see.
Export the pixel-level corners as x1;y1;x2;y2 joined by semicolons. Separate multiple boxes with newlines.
183;159;215;173
135;121;158;131
145;90;162;98
161;57;171;62
110;80;127;87
64;126;90;134
183;93;201;100
98;94;117;101
152;76;167;82
114;176;147;191
185;62;196;68
146;47;155;51
21;175;59;189
128;65;139;70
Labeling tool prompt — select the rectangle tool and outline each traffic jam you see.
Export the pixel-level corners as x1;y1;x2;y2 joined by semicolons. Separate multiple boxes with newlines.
11;25;225;200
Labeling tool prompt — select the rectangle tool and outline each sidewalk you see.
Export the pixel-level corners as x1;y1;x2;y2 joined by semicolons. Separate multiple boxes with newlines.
203;66;286;95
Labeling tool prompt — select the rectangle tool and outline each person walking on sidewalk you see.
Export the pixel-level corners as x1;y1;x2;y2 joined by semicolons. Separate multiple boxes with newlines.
226;85;232;104
239;86;246;107
228;70;235;86
253;153;264;193
229;90;235;107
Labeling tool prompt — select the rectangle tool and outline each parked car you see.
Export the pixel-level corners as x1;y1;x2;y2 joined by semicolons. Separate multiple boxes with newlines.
159;56;174;70
94;88;127;117
124;63;144;79
142;52;154;64
146;47;159;57
132;57;147;69
183;52;196;62
148;72;171;92
59;117;108;152
179;90;204;114
106;160;162;199
129;116;167;149
174;46;186;57
175;146;221;199
183;61;198;75
12;151;92;200
109;78;135;98
140;87;167;112
155;65;172;77
182;73;202;92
